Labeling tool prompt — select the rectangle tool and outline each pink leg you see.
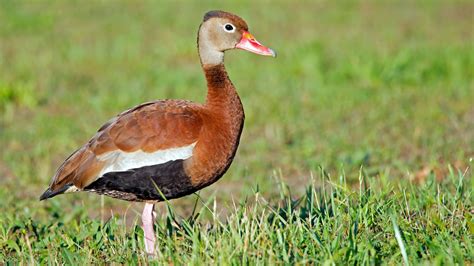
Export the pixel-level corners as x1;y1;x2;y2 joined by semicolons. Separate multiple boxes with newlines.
142;203;156;256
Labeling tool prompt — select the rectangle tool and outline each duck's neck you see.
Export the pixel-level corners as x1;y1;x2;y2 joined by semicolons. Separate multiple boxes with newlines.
190;63;245;187
203;64;240;110
198;24;243;114
197;24;238;110
197;22;243;124
186;30;245;187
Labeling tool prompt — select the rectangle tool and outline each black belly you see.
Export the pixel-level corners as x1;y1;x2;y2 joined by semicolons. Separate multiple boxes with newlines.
84;159;199;202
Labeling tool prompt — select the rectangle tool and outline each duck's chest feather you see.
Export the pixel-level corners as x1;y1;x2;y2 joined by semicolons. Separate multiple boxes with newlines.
84;108;244;202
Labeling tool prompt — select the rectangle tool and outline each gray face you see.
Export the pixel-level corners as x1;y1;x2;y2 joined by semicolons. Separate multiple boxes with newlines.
198;12;276;65
200;18;244;52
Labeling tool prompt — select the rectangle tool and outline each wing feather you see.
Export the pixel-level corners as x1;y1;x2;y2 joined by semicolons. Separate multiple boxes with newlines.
45;100;203;194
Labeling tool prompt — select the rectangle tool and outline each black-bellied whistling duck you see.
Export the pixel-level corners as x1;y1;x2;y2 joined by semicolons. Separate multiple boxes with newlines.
40;10;275;255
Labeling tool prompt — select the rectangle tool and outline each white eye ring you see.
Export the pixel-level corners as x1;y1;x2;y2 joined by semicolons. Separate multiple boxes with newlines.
223;23;235;33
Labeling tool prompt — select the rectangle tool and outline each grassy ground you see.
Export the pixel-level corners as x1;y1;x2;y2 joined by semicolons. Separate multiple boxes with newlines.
0;0;473;264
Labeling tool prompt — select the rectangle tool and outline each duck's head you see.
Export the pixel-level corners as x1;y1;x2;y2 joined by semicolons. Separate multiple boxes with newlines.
198;10;276;66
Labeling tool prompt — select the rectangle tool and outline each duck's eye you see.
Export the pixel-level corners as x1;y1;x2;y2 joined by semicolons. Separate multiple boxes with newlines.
224;23;235;32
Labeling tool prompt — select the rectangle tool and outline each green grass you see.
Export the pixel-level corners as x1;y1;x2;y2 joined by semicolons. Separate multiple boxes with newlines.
0;0;473;264
1;169;472;264
0;167;474;265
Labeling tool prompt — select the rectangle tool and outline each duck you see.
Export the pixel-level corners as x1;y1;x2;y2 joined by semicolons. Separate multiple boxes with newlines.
40;10;275;255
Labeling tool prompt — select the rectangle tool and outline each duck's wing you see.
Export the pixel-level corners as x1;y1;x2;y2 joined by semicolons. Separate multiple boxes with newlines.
40;100;203;200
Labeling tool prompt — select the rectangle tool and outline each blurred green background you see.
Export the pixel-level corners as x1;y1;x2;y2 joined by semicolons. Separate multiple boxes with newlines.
0;0;472;220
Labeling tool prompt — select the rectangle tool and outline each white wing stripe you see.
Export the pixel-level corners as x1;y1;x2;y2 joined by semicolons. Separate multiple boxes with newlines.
97;142;196;176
